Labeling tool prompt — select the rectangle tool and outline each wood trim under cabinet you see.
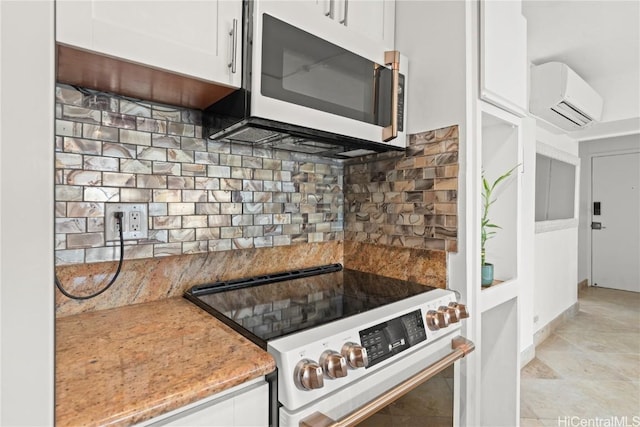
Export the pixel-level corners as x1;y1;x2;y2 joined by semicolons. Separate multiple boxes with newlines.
56;44;235;110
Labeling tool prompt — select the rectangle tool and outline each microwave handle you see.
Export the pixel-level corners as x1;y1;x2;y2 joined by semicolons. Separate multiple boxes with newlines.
382;51;400;142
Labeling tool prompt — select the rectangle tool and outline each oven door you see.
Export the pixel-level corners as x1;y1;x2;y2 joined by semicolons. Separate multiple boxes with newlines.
279;336;474;427
252;1;407;148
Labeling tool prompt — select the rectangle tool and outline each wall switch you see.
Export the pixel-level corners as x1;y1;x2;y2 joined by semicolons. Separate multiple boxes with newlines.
105;203;148;241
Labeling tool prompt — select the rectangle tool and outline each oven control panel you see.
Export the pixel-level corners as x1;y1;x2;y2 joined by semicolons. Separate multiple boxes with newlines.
359;309;426;368
269;288;469;411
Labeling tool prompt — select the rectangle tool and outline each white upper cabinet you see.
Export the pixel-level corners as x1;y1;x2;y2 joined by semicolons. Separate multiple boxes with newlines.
56;0;242;89
301;0;395;50
479;0;528;115
338;0;395;49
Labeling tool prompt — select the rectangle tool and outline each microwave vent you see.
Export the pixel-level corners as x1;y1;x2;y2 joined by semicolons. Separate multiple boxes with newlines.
223;127;280;144
206;116;401;158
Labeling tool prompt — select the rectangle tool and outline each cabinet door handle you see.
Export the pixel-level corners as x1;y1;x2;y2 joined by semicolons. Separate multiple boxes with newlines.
325;0;335;19
382;50;400;142
339;0;348;25
228;18;238;74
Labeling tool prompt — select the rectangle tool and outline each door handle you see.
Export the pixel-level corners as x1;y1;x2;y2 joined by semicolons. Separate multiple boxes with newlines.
339;0;349;25
591;222;607;230
228;18;238;74
325;0;335;18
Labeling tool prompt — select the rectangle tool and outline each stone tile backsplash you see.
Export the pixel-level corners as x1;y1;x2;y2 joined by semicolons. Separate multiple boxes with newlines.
344;126;459;251
55;85;344;265
53;84;459;316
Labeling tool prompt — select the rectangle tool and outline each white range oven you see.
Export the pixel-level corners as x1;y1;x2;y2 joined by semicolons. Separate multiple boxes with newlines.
202;1;408;157
185;264;474;426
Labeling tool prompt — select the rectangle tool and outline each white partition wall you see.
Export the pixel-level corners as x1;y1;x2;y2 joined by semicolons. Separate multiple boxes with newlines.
0;1;55;424
481;297;520;427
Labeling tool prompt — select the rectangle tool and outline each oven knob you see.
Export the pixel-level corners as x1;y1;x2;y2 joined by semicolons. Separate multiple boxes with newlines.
458;303;470;319
293;359;324;391
448;302;470;319
446;305;460;323
426;309;441;331
437;306;451;328
341;342;369;369
319;350;348;379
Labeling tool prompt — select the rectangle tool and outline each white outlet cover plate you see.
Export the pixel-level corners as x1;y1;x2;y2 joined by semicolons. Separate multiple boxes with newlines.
105;203;148;241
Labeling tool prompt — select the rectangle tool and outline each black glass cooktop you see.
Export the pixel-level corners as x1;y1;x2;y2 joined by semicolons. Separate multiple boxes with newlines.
184;264;435;348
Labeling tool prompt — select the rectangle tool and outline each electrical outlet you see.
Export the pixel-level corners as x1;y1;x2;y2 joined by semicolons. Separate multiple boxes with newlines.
105;203;148;241
130;211;142;232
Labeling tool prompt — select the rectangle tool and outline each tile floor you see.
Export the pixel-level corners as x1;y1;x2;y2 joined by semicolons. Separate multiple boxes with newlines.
521;286;640;426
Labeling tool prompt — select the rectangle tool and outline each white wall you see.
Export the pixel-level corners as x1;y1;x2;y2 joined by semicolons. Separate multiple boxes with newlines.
534;227;578;329
519;117;537;357
533;127;579;333
578;133;640;284
0;1;55;424
590;71;640;123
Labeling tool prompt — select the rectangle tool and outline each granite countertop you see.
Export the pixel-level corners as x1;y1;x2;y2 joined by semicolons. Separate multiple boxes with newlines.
56;297;276;427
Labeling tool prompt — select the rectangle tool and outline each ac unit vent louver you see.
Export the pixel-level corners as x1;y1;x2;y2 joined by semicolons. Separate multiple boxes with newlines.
530;62;603;131
550;101;592;127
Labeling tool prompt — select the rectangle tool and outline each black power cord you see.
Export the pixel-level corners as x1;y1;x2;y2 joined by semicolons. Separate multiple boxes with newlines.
55;212;125;300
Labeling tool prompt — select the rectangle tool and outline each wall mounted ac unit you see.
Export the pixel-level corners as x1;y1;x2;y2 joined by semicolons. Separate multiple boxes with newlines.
530;62;603;131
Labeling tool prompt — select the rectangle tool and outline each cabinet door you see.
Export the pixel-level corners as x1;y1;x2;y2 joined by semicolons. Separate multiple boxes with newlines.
216;0;243;88
233;382;269;426
479;0;527;115
160;395;235;427
258;0;395;68
56;0;241;88
279;0;395;52
344;0;395;49
144;380;268;427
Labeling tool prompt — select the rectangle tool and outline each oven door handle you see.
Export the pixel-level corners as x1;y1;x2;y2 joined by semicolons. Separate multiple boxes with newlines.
299;336;475;427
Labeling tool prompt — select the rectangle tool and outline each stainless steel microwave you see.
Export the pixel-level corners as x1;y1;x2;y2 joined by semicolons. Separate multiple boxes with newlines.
203;1;408;157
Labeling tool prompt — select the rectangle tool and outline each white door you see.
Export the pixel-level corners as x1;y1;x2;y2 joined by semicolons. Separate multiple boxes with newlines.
591;152;640;292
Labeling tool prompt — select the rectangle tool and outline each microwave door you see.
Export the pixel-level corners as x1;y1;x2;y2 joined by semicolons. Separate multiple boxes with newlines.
257;14;403;145
260;14;380;125
261;14;376;123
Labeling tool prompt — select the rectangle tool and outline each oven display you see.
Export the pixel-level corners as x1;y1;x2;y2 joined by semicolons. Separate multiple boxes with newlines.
359;310;427;368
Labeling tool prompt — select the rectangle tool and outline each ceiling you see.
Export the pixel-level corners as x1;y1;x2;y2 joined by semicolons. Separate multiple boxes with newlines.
522;0;640;141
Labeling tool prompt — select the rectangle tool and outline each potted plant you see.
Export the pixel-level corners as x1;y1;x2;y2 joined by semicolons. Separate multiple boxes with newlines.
481;165;518;287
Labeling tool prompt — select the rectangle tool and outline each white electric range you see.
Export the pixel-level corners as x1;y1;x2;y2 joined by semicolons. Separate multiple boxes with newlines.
185;264;473;427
